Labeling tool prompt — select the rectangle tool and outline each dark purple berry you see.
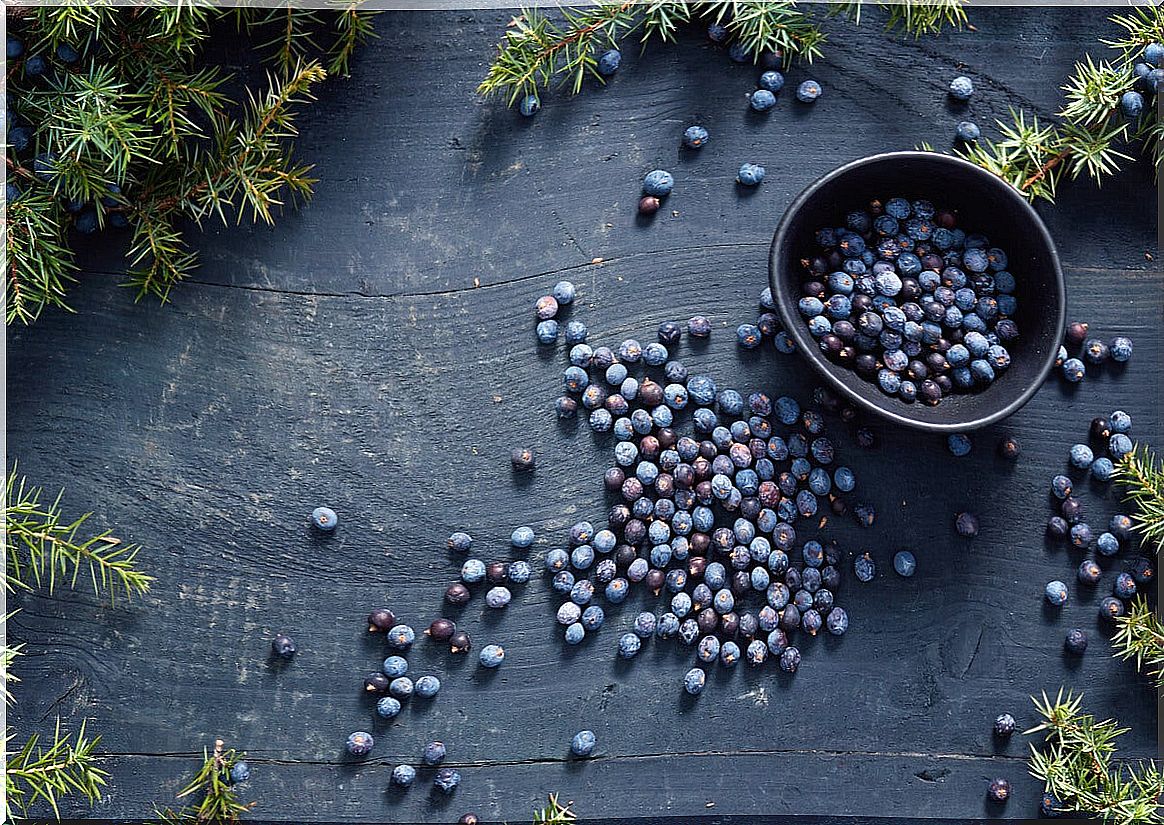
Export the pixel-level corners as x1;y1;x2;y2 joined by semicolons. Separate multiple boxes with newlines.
271;633;297;659
998;436;1021;460
368;608;396;633
364;673;391;694
987;778;1010;804
426;618;456;642
449;630;472;654
1064;628;1088;655
992;713;1015;737
511;446;536;472
639;195;660;215
1065;321;1089;346
446;583;471;606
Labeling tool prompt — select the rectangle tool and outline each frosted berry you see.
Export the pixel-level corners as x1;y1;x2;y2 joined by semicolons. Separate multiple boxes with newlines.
271;633;297;659
345;731;374;757
310;506;338;531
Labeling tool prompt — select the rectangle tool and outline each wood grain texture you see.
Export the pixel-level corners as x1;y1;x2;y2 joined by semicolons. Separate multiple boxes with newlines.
6;6;1160;823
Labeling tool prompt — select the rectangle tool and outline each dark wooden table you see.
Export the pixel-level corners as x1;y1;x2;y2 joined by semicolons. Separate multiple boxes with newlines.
8;7;1160;822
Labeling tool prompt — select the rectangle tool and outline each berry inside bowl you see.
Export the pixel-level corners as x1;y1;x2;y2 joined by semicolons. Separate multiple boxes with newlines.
769;151;1066;433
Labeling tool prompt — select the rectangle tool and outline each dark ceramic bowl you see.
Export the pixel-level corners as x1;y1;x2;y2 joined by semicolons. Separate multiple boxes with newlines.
769;151;1066;433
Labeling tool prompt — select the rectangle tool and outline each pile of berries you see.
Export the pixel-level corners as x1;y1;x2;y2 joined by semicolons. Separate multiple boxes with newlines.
1055;320;1133;384
1043;410;1153;636
796;196;1020;406
536;285;877;693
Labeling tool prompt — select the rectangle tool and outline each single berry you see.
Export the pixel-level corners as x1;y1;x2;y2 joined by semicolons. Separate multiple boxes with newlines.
597;48;621;77
1077;559;1101;585
446;582;471;606
1110;336;1133;362
948;75;973;100
893;550;916;577
414;675;441;699
998;436;1021;460
376;696;402;718
1062;358;1085;383
687;315;712;338
310;506;338;531
643;169;674;198
947;433;972;457
1066;321;1090;345
364;673;391;694
955;120;981;142
426;618;456;642
987;778;1010;804
460;814;481;825
682;125;709;149
993;713;1016;737
1064;628;1088;655
229;761;251;784
479;644;505;668
271;633;297;659
683;666;706;695
511;447;536;472
1099;596;1126;622
737;162;765;186
1113;572;1136;600
750;89;776;111
638;195;661;215
854;552;875;583
434;768;461;793
422;741;447;765
345;731;374;757
1044;580;1068;606
449;630;472;654
368;608;396;633
570;730;596;757
955;512;979;537
519;95;540;117
1121;90;1144;118
795;80;821;103
1069;443;1094;469
391;764;416;787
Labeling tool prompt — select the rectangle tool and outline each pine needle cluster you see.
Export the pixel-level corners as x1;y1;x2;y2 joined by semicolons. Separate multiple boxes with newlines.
4;467;152;820
1113;597;1164;688
1025;690;1164;824
5;467;153;603
5;4;376;325
156;739;254;823
955;7;1161;202
533;793;578;825
479;0;966;105
1115;443;1164;555
5;720;108;821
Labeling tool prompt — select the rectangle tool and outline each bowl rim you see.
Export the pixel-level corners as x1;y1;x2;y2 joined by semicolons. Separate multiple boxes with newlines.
768;150;1067;433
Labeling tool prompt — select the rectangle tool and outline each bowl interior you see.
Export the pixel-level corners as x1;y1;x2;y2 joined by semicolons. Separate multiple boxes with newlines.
770;152;1065;431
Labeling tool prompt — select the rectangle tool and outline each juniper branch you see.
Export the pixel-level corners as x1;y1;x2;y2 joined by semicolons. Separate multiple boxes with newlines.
1025;689;1164;825
5;719;108;821
1114;443;1164;554
953;7;1158;202
4;467;153;604
1113;597;1164;687
155;739;253;823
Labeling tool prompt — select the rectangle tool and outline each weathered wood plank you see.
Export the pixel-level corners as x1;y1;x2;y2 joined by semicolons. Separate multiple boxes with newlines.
6;6;1159;822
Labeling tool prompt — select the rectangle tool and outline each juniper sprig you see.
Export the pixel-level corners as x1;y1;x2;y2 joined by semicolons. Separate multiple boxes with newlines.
5;5;375;324
479;1;969;107
1026;689;1164;824
1115;444;1164;555
5;719;109;821
1113;598;1164;688
5;467;153;604
954;7;1160;203
156;739;254;823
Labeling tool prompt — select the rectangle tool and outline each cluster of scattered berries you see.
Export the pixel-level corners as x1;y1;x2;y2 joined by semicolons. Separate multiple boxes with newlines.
1054;320;1133;385
797;196;1020;406
1125;42;1164;118
5;36;131;234
1043;410;1153;637
535;286;883;693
